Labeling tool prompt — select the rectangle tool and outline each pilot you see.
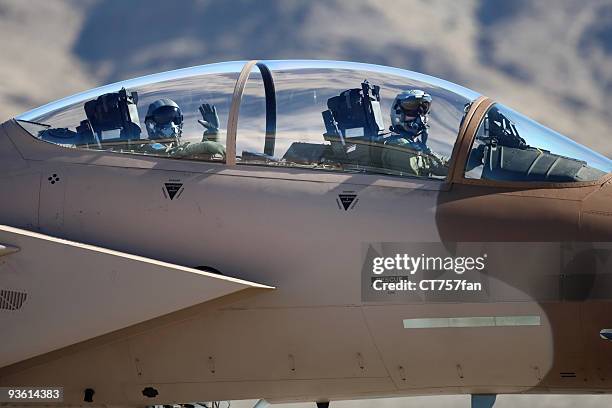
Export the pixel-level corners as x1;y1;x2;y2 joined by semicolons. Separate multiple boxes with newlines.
144;98;184;146
389;89;432;151
382;90;447;177
141;99;226;159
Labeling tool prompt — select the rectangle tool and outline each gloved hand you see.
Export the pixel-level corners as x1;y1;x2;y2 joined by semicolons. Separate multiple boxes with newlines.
198;103;219;138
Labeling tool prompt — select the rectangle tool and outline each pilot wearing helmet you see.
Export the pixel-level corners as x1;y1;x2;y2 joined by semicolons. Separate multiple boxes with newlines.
141;98;225;159
389;89;432;151
144;98;184;145
382;89;447;177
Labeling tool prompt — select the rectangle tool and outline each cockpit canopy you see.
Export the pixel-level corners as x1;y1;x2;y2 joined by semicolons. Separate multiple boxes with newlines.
16;60;612;183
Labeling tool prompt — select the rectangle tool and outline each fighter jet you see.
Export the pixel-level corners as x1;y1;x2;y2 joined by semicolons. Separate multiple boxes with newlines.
1;60;612;408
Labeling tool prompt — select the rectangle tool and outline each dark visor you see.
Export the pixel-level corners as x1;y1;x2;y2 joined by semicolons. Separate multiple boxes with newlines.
148;105;182;125
400;99;430;115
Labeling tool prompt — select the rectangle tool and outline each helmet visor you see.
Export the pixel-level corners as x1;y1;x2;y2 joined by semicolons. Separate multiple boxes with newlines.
400;99;430;116
149;105;182;125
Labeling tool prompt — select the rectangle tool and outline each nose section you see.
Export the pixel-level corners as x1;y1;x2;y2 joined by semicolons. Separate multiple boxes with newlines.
581;180;612;240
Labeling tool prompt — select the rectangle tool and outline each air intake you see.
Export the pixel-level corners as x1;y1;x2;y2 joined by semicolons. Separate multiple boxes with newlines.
0;289;27;311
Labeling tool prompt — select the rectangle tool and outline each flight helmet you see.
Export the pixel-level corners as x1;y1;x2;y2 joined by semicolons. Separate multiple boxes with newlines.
145;99;183;141
390;90;432;134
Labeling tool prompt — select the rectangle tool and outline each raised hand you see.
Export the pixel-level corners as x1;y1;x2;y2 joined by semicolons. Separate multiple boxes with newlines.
198;103;219;136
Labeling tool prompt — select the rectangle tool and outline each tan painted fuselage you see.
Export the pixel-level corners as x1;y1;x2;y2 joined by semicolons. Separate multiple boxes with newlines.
1;116;612;407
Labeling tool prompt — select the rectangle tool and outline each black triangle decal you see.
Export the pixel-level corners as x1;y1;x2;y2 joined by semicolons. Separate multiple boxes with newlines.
164;183;183;200
338;194;357;211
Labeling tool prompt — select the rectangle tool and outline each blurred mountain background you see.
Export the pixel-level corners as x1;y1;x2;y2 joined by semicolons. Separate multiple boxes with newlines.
0;1;611;406
0;0;611;155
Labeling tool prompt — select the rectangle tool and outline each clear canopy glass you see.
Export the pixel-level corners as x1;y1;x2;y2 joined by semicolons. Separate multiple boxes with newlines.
235;60;477;179
15;60;610;183
17;60;477;180
465;103;612;182
17;61;244;163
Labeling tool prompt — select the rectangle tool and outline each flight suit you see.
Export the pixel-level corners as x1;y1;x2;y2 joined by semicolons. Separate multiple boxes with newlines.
381;134;448;177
